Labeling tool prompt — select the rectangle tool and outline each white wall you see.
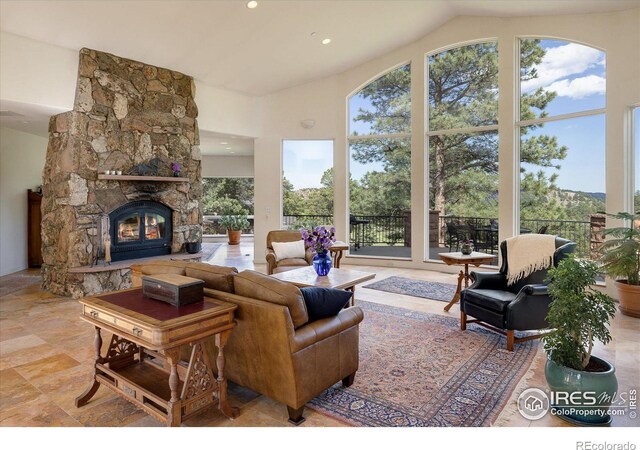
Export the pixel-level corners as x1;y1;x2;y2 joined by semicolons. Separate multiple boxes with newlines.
195;83;260;138
202;155;254;178
253;9;640;278
0;32;77;110
0;31;261;138
0;127;47;276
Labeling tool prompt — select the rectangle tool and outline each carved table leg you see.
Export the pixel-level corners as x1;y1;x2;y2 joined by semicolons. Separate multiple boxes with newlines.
215;330;237;419
180;341;217;419
75;326;102;407
334;250;344;268
464;263;471;288
444;270;465;312
348;286;356;307
165;348;181;427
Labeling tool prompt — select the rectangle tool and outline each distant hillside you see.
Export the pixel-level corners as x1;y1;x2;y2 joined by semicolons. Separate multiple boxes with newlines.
555;189;605;202
550;189;606;221
583;191;606;202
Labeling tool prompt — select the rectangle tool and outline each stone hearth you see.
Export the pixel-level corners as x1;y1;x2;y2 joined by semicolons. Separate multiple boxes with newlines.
41;48;202;298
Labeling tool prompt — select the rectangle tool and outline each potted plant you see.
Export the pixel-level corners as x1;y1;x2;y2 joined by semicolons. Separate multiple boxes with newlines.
598;211;640;318
460;239;474;255
218;215;249;245
543;255;618;425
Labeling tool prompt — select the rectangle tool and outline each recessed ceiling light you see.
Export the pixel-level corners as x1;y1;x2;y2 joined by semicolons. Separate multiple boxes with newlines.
322;38;331;45
247;1;258;9
226;147;232;150
220;142;228;145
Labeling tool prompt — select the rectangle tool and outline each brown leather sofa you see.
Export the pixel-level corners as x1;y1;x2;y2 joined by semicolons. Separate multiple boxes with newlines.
130;260;364;424
265;230;313;275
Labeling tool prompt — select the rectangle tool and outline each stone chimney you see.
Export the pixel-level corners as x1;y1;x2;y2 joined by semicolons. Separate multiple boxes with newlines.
41;48;202;298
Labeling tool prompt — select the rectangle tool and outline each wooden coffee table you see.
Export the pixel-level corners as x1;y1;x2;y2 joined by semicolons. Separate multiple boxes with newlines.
438;251;496;312
75;288;237;426
270;266;375;306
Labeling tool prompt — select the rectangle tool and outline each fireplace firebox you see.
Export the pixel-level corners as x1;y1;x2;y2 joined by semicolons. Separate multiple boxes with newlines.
109;201;173;262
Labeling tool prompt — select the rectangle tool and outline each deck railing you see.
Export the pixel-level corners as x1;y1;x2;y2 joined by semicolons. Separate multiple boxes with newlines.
438;215;593;258
283;214;409;247
207;212;595;259
282;214;334;230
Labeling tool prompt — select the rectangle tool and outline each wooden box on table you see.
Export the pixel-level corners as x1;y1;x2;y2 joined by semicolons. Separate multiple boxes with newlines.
142;273;204;307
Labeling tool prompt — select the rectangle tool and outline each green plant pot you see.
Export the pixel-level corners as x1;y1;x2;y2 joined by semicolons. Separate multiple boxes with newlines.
545;356;618;426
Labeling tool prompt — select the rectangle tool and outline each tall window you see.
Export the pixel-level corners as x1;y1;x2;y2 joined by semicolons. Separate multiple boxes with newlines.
634;107;640;213
427;42;499;263
282;140;334;229
348;64;411;258
518;39;606;259
202;178;254;235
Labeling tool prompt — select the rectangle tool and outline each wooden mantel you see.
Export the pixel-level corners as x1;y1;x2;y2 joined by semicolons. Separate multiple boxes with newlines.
98;175;189;182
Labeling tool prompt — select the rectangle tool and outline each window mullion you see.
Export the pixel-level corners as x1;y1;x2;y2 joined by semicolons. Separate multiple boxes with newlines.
348;133;411;141
517;108;605;127
427;124;499;137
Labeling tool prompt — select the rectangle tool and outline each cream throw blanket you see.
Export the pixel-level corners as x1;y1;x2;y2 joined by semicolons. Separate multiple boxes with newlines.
505;234;557;285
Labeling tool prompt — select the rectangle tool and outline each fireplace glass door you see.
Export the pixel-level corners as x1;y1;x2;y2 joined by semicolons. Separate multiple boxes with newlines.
109;200;173;261
145;213;166;240
117;214;141;242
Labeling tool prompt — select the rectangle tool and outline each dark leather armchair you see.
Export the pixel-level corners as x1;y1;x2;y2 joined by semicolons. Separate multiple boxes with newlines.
460;236;576;351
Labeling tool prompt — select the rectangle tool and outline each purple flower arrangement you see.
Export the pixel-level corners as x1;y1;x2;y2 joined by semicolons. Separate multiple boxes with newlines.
171;162;181;173
301;226;336;255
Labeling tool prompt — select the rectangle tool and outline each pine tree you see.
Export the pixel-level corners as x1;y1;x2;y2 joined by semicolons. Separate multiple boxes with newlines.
348;40;568;220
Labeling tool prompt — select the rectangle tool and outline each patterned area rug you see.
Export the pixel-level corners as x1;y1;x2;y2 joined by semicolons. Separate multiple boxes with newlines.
363;276;456;302
308;301;537;426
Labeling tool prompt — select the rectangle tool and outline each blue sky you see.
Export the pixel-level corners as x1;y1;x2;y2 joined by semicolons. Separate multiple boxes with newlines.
285;40;610;193
282;140;333;190
521;40;607;193
521;114;605;193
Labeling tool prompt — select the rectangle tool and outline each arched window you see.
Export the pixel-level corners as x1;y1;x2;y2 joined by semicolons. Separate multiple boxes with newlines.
634;106;640;214
427;42;499;262
348;63;411;258
518;39;606;260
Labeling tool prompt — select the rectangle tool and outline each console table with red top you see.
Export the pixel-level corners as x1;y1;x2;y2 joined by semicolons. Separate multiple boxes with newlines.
75;287;237;426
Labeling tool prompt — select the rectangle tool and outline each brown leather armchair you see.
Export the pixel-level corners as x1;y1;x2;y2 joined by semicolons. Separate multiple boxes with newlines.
266;230;313;275
205;270;364;424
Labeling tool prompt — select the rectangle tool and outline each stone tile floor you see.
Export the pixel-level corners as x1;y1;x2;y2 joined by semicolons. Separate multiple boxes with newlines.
1;243;638;427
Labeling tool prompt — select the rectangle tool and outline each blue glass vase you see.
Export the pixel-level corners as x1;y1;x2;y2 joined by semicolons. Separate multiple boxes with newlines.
312;251;332;276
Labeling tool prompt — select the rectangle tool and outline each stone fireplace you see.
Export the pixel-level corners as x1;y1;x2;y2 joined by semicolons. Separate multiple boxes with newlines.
41;48;202;298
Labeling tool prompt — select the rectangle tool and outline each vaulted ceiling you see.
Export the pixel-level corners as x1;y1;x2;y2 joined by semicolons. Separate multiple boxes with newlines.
1;0;638;154
2;0;638;97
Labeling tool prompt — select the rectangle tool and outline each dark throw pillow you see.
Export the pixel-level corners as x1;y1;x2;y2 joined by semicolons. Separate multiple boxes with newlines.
300;287;352;322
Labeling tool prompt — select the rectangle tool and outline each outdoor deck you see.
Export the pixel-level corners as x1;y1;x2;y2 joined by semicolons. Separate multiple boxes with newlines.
282;213;598;261
204;212;599;265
